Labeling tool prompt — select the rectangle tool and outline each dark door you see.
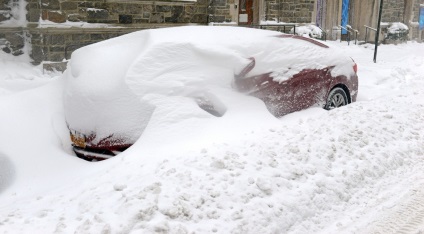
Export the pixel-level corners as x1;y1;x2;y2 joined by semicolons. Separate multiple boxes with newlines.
239;0;253;25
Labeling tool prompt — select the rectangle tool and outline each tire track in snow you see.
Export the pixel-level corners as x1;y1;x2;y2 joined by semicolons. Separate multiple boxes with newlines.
362;185;424;234
0;153;15;194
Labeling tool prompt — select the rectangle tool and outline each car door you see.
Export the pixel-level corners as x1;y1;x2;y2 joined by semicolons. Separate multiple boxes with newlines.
284;68;332;112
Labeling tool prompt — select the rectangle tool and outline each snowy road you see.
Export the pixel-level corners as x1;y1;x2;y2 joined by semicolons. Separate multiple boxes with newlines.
360;184;424;234
0;39;423;233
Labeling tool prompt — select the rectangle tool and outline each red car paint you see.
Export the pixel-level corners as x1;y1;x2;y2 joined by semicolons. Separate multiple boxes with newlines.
234;58;358;117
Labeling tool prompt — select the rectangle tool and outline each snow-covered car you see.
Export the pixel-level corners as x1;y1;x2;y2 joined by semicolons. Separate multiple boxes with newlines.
64;26;358;161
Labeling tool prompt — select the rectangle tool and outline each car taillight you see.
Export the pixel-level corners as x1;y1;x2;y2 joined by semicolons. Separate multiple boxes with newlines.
353;63;358;73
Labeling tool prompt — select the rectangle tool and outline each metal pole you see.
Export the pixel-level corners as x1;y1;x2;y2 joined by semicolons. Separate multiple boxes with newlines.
373;0;383;63
365;27;368;43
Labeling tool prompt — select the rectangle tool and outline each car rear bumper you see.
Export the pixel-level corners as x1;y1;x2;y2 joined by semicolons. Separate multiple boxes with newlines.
69;130;132;161
73;146;117;161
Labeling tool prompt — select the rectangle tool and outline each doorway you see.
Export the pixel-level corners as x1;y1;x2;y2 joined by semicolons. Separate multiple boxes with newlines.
239;0;253;24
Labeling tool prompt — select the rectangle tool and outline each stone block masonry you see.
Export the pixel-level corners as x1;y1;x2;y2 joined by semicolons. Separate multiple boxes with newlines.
0;28;25;56
27;25;191;65
382;0;405;23
28;28;135;64
264;0;314;23
25;0;209;24
0;0;10;22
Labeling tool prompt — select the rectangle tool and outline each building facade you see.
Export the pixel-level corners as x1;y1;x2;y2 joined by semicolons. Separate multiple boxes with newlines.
1;0;423;65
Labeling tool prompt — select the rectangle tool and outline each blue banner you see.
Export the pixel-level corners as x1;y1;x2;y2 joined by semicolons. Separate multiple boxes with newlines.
420;6;424;31
341;0;350;34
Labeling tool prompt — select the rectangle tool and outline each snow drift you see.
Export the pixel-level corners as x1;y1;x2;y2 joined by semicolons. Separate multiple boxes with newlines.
64;26;355;146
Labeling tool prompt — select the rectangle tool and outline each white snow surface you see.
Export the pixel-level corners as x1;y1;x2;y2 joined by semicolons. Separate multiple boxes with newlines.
1;28;424;234
291;25;323;38
388;22;409;34
64;26;355;144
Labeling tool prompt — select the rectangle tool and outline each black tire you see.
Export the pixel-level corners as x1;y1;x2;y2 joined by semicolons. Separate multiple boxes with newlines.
324;87;348;110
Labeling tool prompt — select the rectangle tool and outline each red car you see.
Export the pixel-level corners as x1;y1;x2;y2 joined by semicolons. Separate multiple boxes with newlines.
64;27;358;161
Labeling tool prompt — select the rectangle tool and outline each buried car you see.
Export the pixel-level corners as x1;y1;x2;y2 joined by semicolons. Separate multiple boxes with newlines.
64;26;358;161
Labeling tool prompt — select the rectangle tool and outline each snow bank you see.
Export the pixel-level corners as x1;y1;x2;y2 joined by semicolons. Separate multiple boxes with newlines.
0;51;59;96
1;30;423;234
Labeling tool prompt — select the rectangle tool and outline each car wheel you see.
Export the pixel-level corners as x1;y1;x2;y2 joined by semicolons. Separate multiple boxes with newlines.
324;87;348;110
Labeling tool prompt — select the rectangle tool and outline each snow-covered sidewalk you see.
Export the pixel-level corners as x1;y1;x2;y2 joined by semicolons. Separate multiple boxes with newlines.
0;39;423;233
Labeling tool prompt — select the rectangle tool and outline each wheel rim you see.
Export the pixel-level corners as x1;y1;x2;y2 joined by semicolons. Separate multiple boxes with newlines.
329;93;346;109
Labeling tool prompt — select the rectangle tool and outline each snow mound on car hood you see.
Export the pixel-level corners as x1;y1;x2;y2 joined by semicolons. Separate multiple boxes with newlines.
64;26;355;143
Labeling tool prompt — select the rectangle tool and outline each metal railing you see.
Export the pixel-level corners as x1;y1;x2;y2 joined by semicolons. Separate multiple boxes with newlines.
364;25;377;44
249;24;297;35
316;25;327;41
248;24;327;41
333;25;359;45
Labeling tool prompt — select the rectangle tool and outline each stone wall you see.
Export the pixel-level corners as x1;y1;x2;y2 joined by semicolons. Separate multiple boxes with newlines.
28;27;165;64
26;0;209;24
264;0;314;23
0;28;25;56
381;0;405;23
208;0;234;23
0;0;11;22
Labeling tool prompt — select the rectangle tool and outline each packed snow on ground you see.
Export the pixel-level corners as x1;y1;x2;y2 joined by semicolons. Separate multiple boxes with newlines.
0;28;423;234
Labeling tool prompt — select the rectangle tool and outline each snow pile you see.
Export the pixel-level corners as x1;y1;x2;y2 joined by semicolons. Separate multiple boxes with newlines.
0;51;58;96
291;24;323;38
0;31;424;233
388;22;409;34
64;26;355;145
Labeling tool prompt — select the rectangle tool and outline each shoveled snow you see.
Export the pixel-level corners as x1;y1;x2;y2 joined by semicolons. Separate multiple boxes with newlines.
0;29;424;233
